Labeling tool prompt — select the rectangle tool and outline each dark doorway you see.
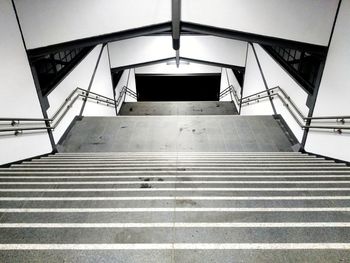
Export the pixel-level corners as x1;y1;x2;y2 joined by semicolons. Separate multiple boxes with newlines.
135;74;221;101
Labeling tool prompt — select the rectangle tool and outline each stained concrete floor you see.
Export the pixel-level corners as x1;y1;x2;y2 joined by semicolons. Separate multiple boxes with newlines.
59;115;294;152
119;101;238;116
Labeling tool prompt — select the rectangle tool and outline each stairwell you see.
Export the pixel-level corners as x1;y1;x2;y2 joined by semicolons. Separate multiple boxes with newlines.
0;101;349;262
119;101;238;115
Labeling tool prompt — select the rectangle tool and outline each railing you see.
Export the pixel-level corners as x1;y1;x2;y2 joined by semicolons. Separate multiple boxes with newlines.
0;86;136;135
115;86;137;108
220;85;241;106
221;85;350;133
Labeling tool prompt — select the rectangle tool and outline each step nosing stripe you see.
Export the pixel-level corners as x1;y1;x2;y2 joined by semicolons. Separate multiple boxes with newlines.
0;222;350;228
1;196;350;201
0;243;349;250
1;181;350;185
0;208;350;212
1;188;350;192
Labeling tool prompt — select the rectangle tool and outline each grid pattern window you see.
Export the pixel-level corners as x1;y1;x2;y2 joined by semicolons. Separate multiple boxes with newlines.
263;45;325;94
31;47;93;96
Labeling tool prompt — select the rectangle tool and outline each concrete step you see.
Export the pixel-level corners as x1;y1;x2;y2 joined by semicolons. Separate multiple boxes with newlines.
2;210;350;223
58;116;295;152
53;153;304;157
0;249;347;263
25;160;337;165
2;198;350;209
11;161;346;168
4;166;350;172
2;170;350;175
42;158;316;161
1;179;350;184
0;226;349;245
2;175;350;180
2;191;350;198
0;151;349;262
118;101;238;116
51;151;307;156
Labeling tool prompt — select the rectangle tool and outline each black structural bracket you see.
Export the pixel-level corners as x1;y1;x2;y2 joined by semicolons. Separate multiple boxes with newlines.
181;22;328;55
172;0;181;51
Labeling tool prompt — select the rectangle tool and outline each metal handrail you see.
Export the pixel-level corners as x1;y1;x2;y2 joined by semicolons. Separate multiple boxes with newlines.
225;85;350;133
0;86;136;134
220;85;241;106
219;86;232;99
125;87;137;99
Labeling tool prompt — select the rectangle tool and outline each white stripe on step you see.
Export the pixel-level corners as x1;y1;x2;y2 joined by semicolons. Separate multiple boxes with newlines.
0;243;349;250
0;171;349;174
1;196;350;201
0;222;350;228
1;175;350;179
1;188;350;192
0;207;350;213
0;180;350;185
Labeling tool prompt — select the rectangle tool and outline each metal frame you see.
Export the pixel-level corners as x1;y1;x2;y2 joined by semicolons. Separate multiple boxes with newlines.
36;46;94;97
261;45;325;95
250;43;277;115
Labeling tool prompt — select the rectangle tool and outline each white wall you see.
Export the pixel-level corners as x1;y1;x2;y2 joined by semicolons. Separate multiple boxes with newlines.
135;61;221;75
14;0;171;49
240;45;274;116
47;45;103;143
83;45;116;116
0;0;52;165
183;0;339;46
305;1;350;162
253;44;309;141
108;37;174;69
181;36;247;67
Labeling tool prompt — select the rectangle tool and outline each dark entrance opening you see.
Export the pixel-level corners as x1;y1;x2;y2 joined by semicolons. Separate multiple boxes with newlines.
135;74;221;101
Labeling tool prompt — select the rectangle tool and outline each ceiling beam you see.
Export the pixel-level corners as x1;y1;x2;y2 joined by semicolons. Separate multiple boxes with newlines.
27;20;327;59
111;58;175;73
181;22;328;55
175;50;180;68
111;56;245;73
28;22;172;58
180;57;245;72
172;0;181;51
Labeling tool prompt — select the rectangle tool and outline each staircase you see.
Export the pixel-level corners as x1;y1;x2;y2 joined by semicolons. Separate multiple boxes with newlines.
0;152;350;262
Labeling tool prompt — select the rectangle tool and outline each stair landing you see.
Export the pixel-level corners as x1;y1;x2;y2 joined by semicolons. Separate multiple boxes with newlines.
59;115;294;152
119;101;238;116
